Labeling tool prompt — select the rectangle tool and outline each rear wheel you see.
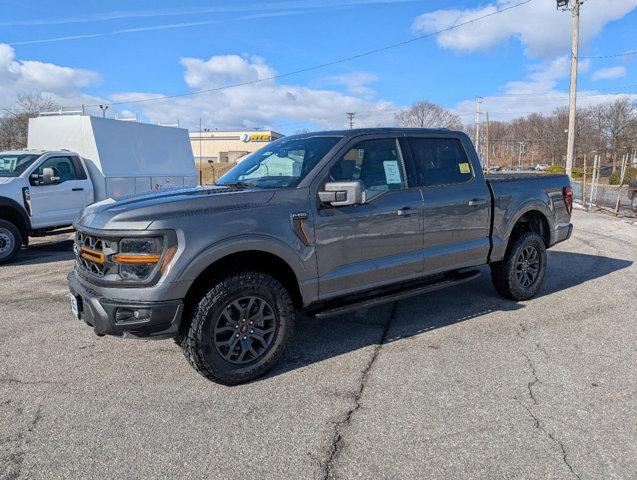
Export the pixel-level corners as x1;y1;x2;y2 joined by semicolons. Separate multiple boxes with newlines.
490;231;546;301
180;271;295;385
631;193;637;212
0;220;22;265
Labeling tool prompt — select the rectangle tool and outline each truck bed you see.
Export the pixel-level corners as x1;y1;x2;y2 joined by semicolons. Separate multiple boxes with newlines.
485;172;572;263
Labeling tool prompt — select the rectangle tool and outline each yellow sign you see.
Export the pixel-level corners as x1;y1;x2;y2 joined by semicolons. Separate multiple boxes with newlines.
242;133;271;142
459;162;471;174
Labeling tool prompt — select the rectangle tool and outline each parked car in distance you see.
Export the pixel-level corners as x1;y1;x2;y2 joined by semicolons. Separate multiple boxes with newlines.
67;128;573;385
534;164;550;171
0;115;196;264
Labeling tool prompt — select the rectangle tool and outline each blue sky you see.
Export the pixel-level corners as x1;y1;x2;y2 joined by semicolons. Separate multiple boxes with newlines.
1;0;636;133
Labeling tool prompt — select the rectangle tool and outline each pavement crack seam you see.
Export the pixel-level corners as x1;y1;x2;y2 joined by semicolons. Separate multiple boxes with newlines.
522;353;540;405
320;302;397;480
516;400;581;480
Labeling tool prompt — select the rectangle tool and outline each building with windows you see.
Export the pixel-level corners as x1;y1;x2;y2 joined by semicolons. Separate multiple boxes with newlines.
189;130;284;165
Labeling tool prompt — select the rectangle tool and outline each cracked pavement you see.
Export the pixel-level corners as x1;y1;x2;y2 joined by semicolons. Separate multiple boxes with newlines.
1;210;636;479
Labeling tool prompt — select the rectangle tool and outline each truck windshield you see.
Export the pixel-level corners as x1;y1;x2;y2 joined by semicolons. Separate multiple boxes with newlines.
217;136;341;189
0;154;41;177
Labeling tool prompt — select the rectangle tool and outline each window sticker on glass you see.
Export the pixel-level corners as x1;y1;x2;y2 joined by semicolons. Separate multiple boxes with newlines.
459;162;471;174
383;160;402;184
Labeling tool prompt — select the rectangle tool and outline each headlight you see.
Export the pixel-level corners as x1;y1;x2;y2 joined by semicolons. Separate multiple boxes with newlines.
113;237;163;282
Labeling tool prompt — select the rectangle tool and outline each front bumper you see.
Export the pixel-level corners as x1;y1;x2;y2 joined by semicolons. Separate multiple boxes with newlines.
67;271;183;339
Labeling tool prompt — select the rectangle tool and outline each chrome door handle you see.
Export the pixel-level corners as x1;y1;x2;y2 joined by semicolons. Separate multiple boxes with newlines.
468;199;487;206
396;207;414;216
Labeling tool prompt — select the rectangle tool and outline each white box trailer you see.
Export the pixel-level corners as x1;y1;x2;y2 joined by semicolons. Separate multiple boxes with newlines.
27;115;197;200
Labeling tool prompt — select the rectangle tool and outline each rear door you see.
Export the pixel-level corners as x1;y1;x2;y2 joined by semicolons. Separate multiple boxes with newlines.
28;155;93;228
313;135;424;299
404;135;490;275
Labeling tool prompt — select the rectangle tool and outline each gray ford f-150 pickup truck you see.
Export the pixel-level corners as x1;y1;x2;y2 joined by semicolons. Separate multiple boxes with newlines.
67;128;573;384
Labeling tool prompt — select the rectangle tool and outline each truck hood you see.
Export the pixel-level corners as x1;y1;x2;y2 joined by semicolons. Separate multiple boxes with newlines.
76;186;276;230
0;177;17;185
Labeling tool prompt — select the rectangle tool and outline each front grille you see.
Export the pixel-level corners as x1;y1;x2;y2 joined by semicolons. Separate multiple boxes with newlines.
75;231;117;278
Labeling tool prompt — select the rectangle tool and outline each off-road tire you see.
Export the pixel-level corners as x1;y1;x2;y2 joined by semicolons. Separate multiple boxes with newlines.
180;271;295;385
631;194;637;212
490;231;546;301
0;220;22;265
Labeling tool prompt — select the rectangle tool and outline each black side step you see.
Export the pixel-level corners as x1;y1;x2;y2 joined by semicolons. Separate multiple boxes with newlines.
309;270;481;319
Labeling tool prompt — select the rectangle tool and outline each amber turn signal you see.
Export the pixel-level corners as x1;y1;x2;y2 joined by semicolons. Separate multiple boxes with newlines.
113;253;161;264
80;246;105;264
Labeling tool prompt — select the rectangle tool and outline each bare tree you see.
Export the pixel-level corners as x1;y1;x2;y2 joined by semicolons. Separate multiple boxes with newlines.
0;93;60;150
395;101;462;130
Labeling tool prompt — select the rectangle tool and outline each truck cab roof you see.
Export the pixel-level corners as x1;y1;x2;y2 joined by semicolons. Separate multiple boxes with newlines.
286;127;459;139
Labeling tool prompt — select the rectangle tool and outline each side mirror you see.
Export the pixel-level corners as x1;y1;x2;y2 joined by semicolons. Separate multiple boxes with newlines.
319;180;363;207
41;167;60;185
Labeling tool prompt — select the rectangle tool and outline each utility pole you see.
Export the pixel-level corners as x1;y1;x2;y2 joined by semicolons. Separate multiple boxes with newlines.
475;97;483;158
199;117;203;186
346;112;356;129
559;0;582;179
485;112;490;171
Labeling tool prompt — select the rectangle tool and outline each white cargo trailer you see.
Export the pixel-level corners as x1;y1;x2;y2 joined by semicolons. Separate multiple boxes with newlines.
27;115;197;199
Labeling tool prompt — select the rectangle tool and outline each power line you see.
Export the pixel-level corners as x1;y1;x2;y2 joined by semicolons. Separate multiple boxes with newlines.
84;0;535;108
580;49;637;59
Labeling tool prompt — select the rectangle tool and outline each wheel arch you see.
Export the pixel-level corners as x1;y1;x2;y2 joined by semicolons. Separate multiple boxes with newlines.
0;196;31;243
178;249;304;338
508;209;551;248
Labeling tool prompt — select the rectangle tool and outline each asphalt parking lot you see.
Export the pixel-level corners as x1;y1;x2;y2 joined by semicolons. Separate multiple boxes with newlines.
1;210;635;480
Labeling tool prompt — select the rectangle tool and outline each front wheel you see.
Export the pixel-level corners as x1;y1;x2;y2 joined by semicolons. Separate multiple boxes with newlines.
180;271;295;385
490;232;547;301
631;194;637;212
0;220;22;265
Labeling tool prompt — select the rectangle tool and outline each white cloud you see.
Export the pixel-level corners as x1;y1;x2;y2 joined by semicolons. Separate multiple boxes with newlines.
313;72;378;97
452;57;635;123
112;55;399;131
592;66;627;81
412;0;637;58
0;43;103;109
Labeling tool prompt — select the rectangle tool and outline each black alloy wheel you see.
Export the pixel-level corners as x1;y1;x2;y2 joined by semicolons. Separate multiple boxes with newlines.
213;296;277;365
514;245;541;288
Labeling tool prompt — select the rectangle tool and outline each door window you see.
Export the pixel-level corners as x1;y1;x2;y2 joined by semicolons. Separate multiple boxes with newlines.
329;138;406;201
408;138;473;186
32;156;80;185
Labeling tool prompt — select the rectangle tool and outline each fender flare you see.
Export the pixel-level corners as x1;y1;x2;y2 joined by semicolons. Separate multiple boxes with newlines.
0;196;32;234
504;200;554;243
176;233;310;287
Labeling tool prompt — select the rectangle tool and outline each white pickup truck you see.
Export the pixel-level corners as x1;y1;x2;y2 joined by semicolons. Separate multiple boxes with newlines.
0;115;197;264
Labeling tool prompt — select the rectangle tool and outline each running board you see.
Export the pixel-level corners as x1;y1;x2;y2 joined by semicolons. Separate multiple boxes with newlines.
309;270;481;319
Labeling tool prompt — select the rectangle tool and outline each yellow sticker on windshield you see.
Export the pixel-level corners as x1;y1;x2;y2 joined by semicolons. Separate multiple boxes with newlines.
459;162;471;174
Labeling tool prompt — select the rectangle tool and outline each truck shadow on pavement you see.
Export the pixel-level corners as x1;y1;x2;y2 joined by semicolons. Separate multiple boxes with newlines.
13;239;75;266
268;250;632;381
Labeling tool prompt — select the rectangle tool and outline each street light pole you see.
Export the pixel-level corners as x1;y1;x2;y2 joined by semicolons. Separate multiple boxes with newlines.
563;0;582;179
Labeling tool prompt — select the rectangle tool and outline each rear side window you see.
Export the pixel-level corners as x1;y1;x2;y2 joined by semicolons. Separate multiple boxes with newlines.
408;137;473;186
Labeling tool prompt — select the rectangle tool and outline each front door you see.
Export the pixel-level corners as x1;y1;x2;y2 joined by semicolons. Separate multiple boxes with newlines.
405;135;491;275
28;156;92;228
313;137;424;300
